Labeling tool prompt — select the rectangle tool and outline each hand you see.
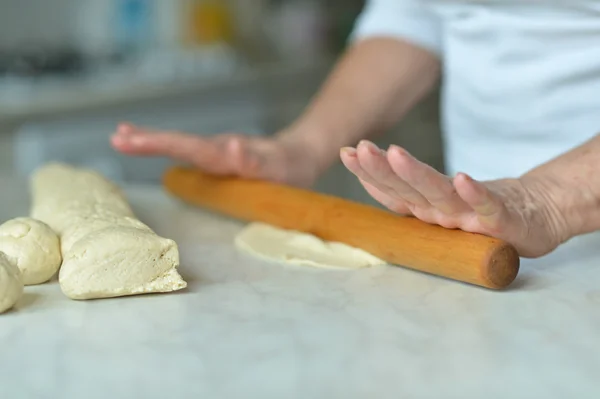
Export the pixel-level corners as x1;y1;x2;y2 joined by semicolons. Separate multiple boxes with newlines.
111;123;320;187
340;140;570;257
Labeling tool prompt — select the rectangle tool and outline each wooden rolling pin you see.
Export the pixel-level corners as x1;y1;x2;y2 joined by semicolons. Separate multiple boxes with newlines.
163;166;520;289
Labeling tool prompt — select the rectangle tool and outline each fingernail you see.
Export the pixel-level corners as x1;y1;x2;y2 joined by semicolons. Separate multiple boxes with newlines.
359;140;381;155
458;172;473;182
340;147;357;157
388;145;412;160
389;144;405;154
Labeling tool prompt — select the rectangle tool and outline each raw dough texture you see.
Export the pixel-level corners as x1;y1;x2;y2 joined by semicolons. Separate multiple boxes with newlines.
0;251;24;314
30;163;187;300
235;222;386;269
0;217;62;285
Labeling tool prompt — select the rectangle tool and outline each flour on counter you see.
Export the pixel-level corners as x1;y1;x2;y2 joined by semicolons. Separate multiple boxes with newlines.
234;222;386;269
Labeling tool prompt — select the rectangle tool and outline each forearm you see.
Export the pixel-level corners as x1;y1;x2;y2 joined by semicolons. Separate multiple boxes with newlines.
278;37;440;173
523;133;600;238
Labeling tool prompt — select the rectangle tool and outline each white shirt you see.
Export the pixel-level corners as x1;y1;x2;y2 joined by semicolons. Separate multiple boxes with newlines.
352;0;600;180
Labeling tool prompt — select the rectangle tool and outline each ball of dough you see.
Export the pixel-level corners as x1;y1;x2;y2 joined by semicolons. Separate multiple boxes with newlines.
0;217;62;285
0;251;23;314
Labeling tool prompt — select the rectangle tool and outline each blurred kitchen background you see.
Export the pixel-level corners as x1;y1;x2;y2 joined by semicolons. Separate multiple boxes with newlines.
0;0;441;205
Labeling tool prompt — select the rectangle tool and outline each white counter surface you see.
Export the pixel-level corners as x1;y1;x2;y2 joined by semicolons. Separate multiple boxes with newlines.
1;174;600;399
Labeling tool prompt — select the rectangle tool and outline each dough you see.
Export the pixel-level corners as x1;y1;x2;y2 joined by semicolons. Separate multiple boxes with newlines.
0;251;24;314
235;222;386;269
0;217;62;285
30;163;187;300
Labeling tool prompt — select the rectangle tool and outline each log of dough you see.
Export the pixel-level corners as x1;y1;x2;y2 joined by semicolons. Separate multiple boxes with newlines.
30;163;187;300
235;222;387;269
0;251;24;314
0;217;62;285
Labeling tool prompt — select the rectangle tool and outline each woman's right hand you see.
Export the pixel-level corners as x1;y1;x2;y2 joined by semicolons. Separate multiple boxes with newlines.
110;123;322;188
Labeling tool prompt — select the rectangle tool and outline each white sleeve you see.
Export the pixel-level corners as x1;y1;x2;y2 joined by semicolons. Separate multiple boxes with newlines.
350;0;442;55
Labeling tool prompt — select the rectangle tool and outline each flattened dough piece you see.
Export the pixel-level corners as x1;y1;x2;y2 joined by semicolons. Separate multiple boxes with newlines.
0;217;61;285
30;163;187;300
0;252;24;314
235;222;386;269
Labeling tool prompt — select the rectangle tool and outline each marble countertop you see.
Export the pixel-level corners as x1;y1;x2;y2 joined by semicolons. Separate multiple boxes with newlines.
1;175;600;399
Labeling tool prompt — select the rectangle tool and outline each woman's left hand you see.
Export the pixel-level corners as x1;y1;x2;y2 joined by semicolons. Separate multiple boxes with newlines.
340;140;571;257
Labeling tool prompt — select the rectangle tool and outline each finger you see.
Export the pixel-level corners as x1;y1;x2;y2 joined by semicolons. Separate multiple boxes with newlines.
111;127;257;176
358;179;412;215
340;146;384;189
341;146;421;208
454;173;505;229
356;140;429;207
114;122;139;137
111;129;210;159
112;123;169;142
387;145;470;214
112;123;205;157
340;146;413;214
